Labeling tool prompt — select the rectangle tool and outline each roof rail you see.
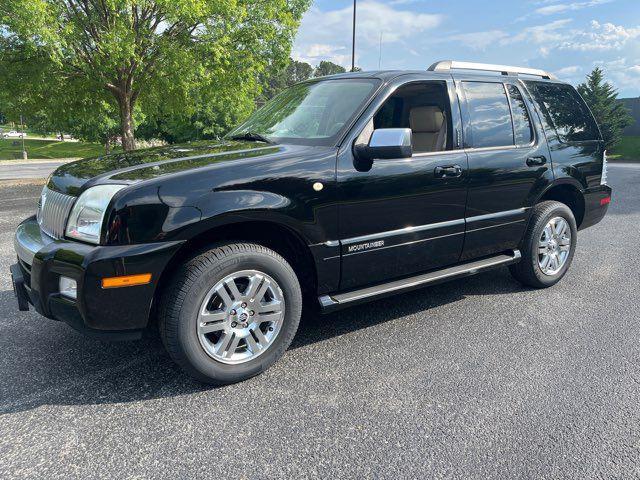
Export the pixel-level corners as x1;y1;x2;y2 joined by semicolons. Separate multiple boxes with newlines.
428;60;557;80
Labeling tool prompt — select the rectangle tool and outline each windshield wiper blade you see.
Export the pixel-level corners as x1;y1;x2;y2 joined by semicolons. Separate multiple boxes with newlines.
229;132;274;144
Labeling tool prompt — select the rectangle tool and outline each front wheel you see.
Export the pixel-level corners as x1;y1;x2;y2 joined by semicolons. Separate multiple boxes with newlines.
509;200;577;288
159;243;302;385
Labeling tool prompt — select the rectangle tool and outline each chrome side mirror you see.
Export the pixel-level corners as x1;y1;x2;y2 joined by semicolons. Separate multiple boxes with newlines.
354;128;413;162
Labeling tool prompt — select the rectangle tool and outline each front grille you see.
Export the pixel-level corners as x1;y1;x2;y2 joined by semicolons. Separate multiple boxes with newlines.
36;187;76;239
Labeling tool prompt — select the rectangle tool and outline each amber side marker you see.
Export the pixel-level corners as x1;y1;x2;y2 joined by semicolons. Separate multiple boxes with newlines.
101;273;152;289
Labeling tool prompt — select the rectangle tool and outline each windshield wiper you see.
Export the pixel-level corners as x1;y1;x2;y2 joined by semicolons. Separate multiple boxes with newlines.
229;132;275;144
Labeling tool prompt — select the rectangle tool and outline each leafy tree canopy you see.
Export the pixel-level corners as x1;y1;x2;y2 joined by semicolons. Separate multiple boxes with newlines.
313;60;347;78
578;67;634;150
0;0;310;150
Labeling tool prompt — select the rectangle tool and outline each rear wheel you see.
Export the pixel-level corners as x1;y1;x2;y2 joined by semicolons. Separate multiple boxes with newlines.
159;243;302;384
509;201;577;288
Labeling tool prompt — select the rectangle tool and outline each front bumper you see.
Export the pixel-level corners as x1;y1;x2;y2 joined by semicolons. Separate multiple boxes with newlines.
11;216;183;339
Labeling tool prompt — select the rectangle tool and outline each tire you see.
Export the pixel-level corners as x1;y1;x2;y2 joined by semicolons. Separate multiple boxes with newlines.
509;200;577;288
159;243;302;385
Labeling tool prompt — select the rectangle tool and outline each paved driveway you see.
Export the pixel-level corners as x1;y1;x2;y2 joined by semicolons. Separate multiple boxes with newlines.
1;165;639;479
0;160;72;181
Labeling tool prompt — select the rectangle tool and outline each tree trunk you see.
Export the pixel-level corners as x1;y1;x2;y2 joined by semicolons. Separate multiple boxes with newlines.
105;136;111;155
116;93;136;152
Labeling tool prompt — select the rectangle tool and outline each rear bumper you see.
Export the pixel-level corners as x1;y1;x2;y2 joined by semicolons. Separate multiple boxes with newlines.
579;184;612;230
11;216;183;339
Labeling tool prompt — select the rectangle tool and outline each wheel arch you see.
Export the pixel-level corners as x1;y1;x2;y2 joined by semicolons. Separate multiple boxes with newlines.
536;180;586;228
149;218;319;327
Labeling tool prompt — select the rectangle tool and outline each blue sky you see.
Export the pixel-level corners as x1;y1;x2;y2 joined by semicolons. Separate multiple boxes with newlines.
292;0;640;97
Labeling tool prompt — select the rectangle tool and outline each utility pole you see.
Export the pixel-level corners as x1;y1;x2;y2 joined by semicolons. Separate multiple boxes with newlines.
351;0;356;72
378;32;383;69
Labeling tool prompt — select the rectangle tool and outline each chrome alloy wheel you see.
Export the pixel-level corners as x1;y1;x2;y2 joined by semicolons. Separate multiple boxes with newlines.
197;270;285;365
538;216;572;276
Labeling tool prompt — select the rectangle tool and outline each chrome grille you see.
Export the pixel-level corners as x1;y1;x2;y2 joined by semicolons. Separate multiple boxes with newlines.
36;187;76;239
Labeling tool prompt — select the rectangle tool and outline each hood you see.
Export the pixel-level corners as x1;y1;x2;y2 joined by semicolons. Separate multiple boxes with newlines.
47;140;317;195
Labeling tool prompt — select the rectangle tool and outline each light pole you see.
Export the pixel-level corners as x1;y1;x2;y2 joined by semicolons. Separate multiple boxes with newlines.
351;0;356;72
20;114;27;160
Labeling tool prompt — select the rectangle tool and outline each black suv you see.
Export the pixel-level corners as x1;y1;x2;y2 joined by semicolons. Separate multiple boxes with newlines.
11;61;612;384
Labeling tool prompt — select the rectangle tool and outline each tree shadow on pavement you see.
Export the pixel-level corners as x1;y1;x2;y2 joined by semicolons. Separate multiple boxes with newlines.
0;268;523;415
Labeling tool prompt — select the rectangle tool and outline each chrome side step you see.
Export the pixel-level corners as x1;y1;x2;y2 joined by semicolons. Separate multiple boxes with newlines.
319;250;521;312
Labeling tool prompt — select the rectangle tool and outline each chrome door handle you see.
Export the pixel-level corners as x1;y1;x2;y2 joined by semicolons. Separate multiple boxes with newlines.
526;156;547;167
435;165;463;178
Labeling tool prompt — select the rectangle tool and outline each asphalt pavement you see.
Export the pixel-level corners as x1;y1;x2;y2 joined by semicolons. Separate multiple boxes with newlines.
1;165;639;479
0;160;72;181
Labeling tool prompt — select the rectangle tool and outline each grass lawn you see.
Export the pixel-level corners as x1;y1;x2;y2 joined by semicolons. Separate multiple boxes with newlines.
0;138;114;160
609;136;640;162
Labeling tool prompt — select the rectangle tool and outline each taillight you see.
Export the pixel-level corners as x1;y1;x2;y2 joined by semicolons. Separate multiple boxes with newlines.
601;150;608;185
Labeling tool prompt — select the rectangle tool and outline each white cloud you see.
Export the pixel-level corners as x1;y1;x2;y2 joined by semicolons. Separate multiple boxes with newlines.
555;65;582;76
592;58;640;89
535;0;612;15
509;19;573;44
448;30;509;51
554;65;583;81
292;1;443;68
560;21;640;51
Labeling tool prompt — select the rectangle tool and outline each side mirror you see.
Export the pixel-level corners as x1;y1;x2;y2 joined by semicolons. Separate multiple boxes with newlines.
354;128;413;162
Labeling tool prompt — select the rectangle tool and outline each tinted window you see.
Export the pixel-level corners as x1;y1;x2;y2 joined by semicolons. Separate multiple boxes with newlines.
526;82;599;143
463;82;514;148
506;85;533;145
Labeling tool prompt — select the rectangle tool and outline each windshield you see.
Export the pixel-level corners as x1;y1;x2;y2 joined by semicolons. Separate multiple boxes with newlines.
227;79;380;146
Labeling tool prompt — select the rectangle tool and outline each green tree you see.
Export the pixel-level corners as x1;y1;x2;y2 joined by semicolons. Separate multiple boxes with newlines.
577;67;634;150
313;61;346;78
261;58;314;102
0;0;310;151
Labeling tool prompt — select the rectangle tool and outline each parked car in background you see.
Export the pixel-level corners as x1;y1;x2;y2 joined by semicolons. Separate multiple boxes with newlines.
3;130;26;139
10;60;611;385
56;133;75;141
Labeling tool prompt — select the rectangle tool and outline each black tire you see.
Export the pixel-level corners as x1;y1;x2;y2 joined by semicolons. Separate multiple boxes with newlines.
509;200;577;288
159;243;302;385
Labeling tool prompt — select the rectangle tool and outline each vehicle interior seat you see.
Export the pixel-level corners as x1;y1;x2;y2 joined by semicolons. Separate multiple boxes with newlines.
409;106;447;153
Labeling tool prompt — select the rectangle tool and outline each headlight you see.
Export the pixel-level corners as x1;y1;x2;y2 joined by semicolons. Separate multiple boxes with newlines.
65;184;126;244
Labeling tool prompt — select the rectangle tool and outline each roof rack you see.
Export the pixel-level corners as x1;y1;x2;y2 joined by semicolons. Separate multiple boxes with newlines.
428;60;556;80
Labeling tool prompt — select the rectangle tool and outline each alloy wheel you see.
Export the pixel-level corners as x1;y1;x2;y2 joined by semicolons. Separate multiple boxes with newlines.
197;270;285;364
538;216;572;276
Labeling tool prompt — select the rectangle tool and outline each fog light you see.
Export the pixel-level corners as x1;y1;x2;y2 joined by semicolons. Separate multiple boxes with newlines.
59;276;77;299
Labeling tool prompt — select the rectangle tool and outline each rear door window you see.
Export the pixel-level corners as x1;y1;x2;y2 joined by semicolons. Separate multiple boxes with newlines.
461;82;514;148
506;84;533;146
525;82;599;143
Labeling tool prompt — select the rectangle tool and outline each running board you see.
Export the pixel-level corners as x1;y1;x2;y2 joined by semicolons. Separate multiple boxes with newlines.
319;250;521;312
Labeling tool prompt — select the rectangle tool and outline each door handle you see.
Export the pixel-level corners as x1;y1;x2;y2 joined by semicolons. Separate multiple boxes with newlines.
526;156;547;167
435;165;463;178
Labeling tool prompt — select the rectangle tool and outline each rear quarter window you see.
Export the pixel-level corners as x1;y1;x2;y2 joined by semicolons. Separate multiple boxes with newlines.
525;82;599;143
